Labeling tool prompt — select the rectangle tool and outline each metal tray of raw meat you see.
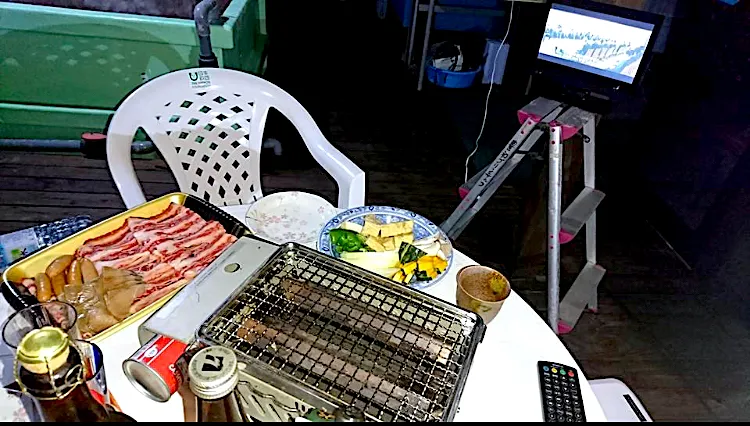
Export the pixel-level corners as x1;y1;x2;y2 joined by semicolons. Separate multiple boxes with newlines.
198;243;485;422
2;192;252;341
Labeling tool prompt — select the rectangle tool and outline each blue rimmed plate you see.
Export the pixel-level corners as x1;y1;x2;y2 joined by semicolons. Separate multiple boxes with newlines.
317;206;453;290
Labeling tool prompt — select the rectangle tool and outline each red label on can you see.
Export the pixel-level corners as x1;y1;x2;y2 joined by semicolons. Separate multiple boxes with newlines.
131;335;188;396
89;387;107;406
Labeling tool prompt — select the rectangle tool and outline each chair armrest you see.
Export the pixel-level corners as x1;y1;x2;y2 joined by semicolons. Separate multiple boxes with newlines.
305;136;366;209
107;132;147;209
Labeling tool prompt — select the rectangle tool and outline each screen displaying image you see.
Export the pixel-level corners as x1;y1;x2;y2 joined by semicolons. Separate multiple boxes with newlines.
538;4;655;84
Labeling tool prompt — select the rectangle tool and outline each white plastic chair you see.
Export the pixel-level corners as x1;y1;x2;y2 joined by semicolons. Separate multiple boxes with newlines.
107;68;365;209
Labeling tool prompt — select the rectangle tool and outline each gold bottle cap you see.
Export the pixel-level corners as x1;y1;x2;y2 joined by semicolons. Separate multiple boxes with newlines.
16;326;71;374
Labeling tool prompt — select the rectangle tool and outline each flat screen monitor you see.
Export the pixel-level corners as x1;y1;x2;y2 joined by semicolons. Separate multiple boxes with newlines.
537;3;657;85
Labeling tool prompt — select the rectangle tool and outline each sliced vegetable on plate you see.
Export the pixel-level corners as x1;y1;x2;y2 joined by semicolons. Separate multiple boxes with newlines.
328;229;371;253
320;210;452;287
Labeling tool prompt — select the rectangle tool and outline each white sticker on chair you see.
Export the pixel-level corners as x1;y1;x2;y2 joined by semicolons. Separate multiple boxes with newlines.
188;70;212;89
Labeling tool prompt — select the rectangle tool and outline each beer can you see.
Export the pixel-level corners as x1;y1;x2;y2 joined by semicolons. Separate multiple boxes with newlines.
122;335;188;402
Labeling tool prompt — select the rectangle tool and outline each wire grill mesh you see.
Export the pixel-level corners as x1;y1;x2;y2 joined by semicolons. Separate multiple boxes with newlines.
199;243;484;422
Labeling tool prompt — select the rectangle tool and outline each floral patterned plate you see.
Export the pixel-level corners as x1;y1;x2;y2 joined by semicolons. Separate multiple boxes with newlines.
317;205;454;290
245;192;338;245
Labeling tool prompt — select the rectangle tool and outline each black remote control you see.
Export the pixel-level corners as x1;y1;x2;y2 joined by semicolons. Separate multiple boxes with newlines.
538;361;586;422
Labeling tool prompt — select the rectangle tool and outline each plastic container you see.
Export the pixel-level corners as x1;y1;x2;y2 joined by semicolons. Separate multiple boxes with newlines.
391;0;500;32
426;64;482;88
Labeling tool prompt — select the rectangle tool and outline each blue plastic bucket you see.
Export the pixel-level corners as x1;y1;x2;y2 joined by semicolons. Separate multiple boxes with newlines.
426;65;482;89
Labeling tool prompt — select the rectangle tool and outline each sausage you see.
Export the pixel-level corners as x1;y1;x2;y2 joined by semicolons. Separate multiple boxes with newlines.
50;274;67;299
35;273;53;302
80;259;98;283
46;255;74;278
66;259;83;288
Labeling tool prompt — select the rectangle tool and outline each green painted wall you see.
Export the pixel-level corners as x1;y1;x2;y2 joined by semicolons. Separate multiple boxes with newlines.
0;0;266;140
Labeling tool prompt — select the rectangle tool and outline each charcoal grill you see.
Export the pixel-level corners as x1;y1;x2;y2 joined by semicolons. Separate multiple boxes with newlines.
198;243;485;422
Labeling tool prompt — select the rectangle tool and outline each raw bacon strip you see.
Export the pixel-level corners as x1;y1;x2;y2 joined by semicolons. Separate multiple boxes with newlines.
151;221;222;252
128;203;185;232
141;220;211;253
76;222;133;257
141;263;181;287
169;234;237;273
94;252;160;274
125;217;146;229
85;237;142;262
138;209;197;233
130;279;189;313
78;203;183;256
159;226;226;264
164;231;228;271
163;220;224;243
133;212;206;247
169;220;221;241
153;222;226;262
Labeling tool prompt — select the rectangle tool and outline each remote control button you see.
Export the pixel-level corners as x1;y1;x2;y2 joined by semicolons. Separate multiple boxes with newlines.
547;400;554;407
573;401;580;407
545;377;551;383
572;390;578;396
574;407;581;413
568;371;575;377
560;368;566;375
545;383;551;389
551;368;558;373
543;366;549;372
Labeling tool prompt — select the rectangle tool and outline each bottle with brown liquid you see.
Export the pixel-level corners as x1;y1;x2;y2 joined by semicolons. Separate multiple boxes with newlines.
188;346;247;422
14;326;136;422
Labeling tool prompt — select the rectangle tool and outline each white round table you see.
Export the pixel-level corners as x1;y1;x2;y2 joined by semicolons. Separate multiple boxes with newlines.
0;204;606;422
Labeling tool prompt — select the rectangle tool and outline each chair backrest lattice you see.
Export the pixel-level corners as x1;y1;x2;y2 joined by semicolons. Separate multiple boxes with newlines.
153;91;262;206
108;68;365;210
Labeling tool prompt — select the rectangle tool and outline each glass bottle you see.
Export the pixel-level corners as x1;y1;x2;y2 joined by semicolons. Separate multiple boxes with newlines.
14;326;135;422
188;346;247;422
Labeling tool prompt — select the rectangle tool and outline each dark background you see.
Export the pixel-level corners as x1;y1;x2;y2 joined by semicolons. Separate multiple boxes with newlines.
262;0;750;312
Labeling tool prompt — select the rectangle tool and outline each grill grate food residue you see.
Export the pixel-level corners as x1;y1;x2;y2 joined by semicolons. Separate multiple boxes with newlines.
199;243;484;422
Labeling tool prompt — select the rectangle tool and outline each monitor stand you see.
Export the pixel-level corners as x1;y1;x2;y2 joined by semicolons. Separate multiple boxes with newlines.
525;70;614;115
